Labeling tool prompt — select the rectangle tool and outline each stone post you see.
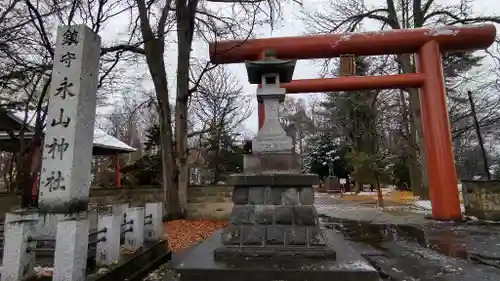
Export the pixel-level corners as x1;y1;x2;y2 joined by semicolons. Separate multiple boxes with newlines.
1;213;37;281
35;213;69;239
124;207;145;251
88;209;99;231
96;214;121;266
144;202;163;241
110;203;129;233
53;220;90;281
38;24;101;213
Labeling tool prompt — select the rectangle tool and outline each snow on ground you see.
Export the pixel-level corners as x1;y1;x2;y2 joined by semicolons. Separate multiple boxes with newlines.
413;200;432;211
34;266;53;277
412;200;465;213
411;184;465;213
343;187;395;196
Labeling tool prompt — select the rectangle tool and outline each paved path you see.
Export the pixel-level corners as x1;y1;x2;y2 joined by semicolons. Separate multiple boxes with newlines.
143;193;500;281
314;192;429;225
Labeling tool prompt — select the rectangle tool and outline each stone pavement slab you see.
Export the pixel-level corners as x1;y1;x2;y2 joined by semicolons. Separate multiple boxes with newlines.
173;229;378;281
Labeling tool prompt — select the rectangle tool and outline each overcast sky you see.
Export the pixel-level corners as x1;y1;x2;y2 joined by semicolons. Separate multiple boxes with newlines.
96;0;500;135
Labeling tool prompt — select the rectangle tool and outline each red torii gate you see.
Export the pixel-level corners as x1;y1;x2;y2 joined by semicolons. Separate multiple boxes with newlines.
208;24;497;221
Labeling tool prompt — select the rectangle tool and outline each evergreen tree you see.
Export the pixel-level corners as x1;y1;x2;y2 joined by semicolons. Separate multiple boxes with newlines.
306;131;351;180
202;132;243;183
314;56;380;189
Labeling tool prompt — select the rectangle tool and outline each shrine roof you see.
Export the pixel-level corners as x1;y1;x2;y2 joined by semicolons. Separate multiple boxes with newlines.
0;109;136;155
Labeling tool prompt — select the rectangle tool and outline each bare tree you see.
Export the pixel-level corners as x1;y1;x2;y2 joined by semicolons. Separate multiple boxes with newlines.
104;91;155;152
279;97;315;168
191;66;251;182
192;66;251;134
129;0;296;218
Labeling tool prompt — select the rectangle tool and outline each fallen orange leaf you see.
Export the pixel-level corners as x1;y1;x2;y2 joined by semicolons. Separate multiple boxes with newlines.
164;220;228;252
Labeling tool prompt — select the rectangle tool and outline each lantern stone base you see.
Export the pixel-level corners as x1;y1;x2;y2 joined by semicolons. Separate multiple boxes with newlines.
214;173;335;260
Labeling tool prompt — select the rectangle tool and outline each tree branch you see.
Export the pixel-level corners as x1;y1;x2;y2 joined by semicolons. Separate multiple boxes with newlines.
101;44;145;55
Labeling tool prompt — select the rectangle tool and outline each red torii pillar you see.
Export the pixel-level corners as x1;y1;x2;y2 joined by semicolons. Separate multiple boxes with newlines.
209;24;496;221
114;153;121;188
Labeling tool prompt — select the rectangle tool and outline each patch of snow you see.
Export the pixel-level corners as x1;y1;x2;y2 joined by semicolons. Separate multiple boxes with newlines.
414;200;433;210
34;266;53;277
93;128;136;152
330;33;354;49
343;187;394;196
464;215;500;224
466;215;479;222
412;200;465;213
335;261;375;271
408;246;464;271
424;26;459;36
142;268;166;281
392;267;403;273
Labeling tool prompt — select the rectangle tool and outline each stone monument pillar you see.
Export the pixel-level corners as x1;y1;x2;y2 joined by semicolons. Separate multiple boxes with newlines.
214;50;335;260
38;25;101;214
39;25;101;281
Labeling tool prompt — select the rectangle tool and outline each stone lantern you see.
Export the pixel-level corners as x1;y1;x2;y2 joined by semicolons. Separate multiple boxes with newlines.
242;50;300;173
213;50;335;260
246;50;294;156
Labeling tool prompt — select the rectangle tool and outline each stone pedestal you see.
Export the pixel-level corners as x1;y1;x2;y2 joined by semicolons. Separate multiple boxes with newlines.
214;173;335;260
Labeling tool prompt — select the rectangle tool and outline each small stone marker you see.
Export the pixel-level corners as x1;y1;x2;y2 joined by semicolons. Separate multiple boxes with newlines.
124;207;145;251
144;202;163;241
110;203;129;215
96;214;121;266
1;213;37;281
110;203;129;233
53;220;90;281
38;24;101;213
36;213;69;238
88;209;99;231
